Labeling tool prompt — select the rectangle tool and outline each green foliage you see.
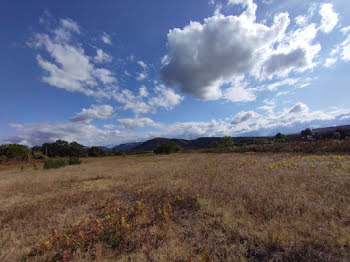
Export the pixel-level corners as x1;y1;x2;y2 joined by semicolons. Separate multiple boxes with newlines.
223;136;234;148
69;142;87;157
274;133;288;143
32;151;49;160
209;141;221;148
0;144;29;159
41;140;87;157
301;128;312;137
43;159;67;169
154;142;182;154
275;133;285;140
0;155;6;164
87;146;104;157
68;157;82;165
322;131;343;140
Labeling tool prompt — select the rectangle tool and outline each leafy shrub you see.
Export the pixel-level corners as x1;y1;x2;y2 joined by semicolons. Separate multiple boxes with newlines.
25;195;199;261
223;136;234;148
41;140;87;157
0;144;29;159
43;159;67;169
32;151;49;160
87;146;105;157
0;155;6;164
154;142;182;154
209;141;221;148
68;157;81;165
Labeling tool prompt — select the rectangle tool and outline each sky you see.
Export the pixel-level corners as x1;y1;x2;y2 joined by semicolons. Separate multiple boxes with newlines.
1;0;350;147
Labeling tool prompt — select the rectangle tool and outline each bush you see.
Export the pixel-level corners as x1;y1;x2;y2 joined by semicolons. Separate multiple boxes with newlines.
68;157;81;165
154;142;182;154
87;146;104;157
209;141;221;148
32;151;49;160
0;155;6;164
43;159;67;169
0;144;29;159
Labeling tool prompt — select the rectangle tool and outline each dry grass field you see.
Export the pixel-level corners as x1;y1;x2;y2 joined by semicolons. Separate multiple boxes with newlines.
0;153;350;261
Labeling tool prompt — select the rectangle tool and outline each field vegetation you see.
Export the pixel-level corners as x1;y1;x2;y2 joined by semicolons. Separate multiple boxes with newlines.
0;152;349;261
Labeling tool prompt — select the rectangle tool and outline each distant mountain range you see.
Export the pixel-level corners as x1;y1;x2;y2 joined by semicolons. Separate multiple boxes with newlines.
132;137;225;152
98;124;350;152
103;136;268;152
100;137;225;152
112;142;143;151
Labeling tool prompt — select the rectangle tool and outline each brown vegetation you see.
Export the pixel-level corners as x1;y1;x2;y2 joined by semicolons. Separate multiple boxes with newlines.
0;153;350;261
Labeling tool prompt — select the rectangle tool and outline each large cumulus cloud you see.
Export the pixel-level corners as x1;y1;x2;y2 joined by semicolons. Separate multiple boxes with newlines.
160;2;289;100
160;0;329;101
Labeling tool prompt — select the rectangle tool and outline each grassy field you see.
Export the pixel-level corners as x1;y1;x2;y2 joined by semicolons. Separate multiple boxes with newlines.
0;153;350;261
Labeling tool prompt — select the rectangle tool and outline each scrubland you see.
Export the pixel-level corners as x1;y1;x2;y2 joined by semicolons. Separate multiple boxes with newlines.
0;153;349;261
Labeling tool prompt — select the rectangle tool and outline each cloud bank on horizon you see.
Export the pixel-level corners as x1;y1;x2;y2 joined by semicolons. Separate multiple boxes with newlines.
3;0;350;147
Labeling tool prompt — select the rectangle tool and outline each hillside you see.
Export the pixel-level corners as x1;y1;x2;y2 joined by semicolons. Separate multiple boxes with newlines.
132;137;225;152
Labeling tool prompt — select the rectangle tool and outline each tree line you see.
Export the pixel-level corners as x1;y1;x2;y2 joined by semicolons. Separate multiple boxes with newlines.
0;140;124;162
1;127;350;161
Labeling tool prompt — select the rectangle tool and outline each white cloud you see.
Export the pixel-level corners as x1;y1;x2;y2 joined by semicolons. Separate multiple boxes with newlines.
60;18;80;33
7;102;350;147
231;111;259;125
137;60;147;69
148;85;183;110
139;85;149;97
93;68;116;85
294;15;308;27
104;124;116;129
70;105;114;122
112;85;182;114
260;23;321;79
340;115;350;121
340;35;350;62
160;0;323;101
118;117;160;130
31;19;117;96
324;57;337;67
29;17;184;115
276;91;289;96
298;83;310;89
160;0;290;100
94;49;112;63
265;78;299;91
341;26;350;35
262;0;273;4
319;3;338;34
101;32;112;45
223;80;256;102
136;72;147;81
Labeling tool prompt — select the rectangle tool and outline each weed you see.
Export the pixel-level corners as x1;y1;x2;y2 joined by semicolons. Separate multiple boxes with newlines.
68;157;81;165
43;159;67;169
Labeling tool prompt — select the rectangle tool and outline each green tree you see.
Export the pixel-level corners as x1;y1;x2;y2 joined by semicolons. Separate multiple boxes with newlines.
332;132;341;140
209;141;221;148
0;144;29;159
69;141;87;157
274;133;288;143
223;136;234;148
301;128;312;137
275;133;285;140
154;142;182;154
88;146;104;157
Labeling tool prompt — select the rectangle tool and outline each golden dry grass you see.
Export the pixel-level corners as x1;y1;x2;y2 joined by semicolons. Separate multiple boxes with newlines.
0;153;350;261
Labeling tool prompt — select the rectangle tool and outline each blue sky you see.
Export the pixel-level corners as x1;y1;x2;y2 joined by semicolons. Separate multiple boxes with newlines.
1;0;350;147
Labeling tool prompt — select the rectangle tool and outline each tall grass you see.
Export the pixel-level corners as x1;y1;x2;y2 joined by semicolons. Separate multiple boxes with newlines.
43;157;81;169
1;153;349;261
